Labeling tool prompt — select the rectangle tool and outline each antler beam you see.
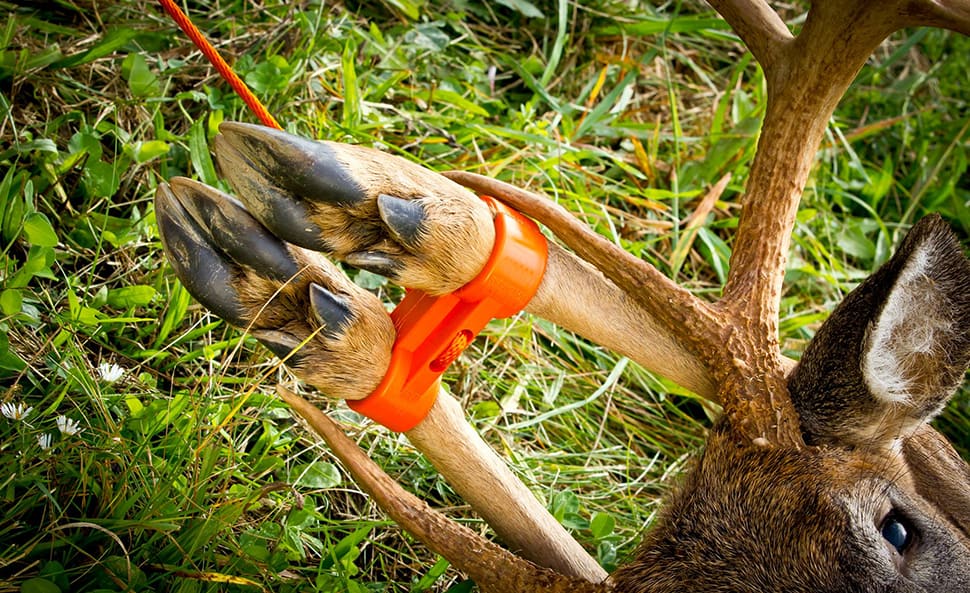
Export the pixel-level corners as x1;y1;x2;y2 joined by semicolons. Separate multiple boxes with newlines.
277;386;609;593
444;171;805;447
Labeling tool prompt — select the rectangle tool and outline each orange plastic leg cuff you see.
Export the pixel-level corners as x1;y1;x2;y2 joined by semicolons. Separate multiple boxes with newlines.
348;195;548;432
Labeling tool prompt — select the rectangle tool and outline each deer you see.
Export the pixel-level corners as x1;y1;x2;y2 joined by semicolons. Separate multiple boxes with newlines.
153;1;970;591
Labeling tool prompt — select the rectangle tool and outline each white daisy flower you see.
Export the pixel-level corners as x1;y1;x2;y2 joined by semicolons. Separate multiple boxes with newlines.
98;362;125;383
37;433;53;450
1;401;33;421
56;415;83;436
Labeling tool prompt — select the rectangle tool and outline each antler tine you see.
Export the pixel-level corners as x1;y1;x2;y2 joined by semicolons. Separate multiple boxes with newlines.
705;0;792;68
905;0;970;35
811;0;970;36
276;386;609;593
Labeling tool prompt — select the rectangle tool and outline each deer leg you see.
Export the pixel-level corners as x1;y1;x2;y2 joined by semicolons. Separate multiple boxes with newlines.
213;121;496;295
155;177;395;401
155;172;606;580
409;388;607;581
212;122;715;397
277;385;608;593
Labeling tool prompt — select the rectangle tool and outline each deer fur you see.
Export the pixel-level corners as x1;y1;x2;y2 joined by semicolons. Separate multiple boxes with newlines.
613;426;970;592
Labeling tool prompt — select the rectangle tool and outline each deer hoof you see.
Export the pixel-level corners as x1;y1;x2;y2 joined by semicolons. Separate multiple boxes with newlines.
212;134;336;252
163;177;303;279
210;121;496;295
216;121;367;206
155;177;395;400
377;193;427;250
249;329;306;365
155;180;297;326
308;282;354;338
344;251;403;279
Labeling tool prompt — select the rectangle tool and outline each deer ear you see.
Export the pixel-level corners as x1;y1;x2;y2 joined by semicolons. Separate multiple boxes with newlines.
789;215;970;449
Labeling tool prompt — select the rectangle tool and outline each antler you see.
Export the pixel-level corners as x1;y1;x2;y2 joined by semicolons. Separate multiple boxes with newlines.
448;0;970;449
712;0;969;441
406;388;607;581
717;0;970;320
442;171;804;447
332;3;969;588
277;386;609;593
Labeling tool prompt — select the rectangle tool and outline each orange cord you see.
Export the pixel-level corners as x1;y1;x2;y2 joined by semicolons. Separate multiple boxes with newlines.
157;0;282;130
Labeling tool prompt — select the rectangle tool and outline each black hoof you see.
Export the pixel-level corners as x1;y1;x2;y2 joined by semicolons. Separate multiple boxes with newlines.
309;283;353;338
166;177;301;282
155;183;247;326
216;122;366;206
378;194;426;250
344;251;403;279
212;135;333;252
251;329;305;365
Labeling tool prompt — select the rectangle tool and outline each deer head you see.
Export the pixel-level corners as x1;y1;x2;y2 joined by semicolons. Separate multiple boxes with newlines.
154;1;970;591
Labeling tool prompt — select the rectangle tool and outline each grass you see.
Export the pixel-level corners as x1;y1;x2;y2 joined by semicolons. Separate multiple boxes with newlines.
1;0;967;591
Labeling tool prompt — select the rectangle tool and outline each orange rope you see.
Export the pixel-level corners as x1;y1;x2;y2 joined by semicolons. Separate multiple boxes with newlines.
158;0;282;130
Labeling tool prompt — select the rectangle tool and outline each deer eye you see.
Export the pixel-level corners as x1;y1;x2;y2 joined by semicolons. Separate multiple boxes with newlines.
880;513;913;555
